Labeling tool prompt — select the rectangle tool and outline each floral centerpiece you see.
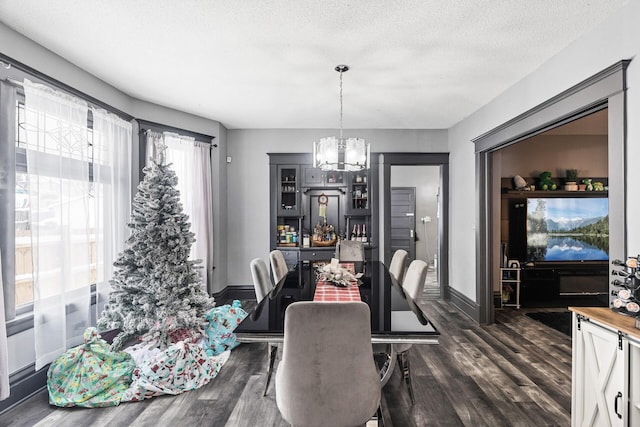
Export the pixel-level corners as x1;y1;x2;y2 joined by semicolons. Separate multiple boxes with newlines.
315;258;363;287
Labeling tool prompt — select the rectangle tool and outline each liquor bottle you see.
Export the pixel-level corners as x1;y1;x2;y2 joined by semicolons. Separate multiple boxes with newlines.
361;224;368;244
351;224;357;241
355;224;361;242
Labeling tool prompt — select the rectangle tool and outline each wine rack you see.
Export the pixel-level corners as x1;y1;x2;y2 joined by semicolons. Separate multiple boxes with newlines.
610;256;640;316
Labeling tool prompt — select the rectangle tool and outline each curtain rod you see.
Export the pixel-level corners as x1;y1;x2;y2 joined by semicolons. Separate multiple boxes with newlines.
138;120;216;145
0;53;134;121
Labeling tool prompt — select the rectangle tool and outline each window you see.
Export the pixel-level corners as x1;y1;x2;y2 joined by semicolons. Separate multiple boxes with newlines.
13;97;97;308
0;76;132;361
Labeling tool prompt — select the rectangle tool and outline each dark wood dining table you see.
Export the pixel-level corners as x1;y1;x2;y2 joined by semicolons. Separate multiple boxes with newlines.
235;260;440;384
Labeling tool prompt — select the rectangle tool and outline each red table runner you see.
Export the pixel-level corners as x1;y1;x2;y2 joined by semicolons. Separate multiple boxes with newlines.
313;262;361;302
313;281;361;301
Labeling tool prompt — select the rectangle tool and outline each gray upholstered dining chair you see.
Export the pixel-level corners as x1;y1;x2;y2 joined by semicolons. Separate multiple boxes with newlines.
388;249;409;286
250;257;278;396
276;301;381;427
335;239;366;263
402;259;428;301
374;258;428;404
269;249;289;286
396;259;429;404
250;257;274;303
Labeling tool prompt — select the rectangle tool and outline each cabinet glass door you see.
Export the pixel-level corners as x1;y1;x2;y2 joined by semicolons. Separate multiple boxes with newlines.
277;165;300;216
347;171;370;214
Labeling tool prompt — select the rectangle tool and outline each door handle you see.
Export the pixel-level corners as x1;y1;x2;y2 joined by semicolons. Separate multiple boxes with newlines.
410;229;414;238
614;391;623;419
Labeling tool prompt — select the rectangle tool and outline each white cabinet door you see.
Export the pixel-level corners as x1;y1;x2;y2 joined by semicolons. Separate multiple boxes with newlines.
628;338;640;426
573;317;626;427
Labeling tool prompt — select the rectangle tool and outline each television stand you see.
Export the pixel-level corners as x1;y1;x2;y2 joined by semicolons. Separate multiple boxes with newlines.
521;263;608;307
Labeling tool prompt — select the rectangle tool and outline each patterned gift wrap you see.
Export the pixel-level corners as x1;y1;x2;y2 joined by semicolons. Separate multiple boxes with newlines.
47;328;136;408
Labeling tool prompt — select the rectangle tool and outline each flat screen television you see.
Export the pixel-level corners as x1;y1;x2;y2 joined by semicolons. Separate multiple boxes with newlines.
526;197;609;262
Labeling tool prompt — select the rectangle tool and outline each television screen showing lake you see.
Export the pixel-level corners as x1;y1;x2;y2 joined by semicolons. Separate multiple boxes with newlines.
526;198;609;262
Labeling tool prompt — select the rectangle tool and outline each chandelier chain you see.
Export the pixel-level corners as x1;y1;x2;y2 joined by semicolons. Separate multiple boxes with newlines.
339;69;344;139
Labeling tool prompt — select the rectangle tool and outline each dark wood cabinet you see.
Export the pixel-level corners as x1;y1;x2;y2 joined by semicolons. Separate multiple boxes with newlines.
301;166;346;188
270;153;377;260
302;166;324;187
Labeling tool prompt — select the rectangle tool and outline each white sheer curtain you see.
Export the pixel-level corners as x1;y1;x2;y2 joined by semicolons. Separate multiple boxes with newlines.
0;250;9;400
91;108;132;318
146;132;214;288
23;80;92;370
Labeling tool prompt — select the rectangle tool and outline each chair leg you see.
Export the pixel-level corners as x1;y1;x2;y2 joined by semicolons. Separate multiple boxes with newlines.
397;350;415;405
263;343;278;396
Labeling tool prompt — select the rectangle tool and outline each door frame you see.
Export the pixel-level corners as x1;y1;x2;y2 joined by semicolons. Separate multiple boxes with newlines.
473;60;629;324
381;153;449;299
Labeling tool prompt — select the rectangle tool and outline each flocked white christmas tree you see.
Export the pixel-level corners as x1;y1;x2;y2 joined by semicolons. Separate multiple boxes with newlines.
98;150;215;351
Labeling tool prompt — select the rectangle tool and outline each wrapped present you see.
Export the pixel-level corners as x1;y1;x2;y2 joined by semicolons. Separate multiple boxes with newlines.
203;300;248;356
47;327;136;408
121;340;228;402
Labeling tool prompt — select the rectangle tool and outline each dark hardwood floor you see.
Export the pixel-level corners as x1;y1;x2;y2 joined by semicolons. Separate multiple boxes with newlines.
0;300;572;427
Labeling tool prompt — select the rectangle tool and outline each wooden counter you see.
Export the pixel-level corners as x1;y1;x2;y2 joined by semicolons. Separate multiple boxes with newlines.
569;306;640;340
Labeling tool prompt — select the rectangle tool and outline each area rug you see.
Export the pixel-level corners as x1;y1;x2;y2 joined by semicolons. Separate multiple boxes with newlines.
526;311;572;337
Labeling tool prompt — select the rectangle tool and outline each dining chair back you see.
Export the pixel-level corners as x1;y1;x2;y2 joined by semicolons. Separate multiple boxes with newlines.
393;258;429;404
250;258;274;303
276;301;381;426
336;239;366;263
389;249;409;286
250;257;278;396
402;259;429;301
269;249;289;286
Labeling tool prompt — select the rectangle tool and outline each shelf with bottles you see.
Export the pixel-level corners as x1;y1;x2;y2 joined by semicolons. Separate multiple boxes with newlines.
345;216;371;246
278;165;300;216
276;217;302;247
348;171;370;214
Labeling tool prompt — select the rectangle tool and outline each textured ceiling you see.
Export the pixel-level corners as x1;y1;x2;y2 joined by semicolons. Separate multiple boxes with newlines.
0;0;628;129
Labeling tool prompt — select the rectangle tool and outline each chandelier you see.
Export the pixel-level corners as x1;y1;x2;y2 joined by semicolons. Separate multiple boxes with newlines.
313;65;370;172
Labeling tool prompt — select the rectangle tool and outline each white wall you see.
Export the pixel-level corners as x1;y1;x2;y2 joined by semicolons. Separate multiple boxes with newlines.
449;1;640;301
226;129;448;286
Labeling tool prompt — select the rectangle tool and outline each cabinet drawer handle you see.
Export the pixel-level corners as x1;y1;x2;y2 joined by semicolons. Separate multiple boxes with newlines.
614;391;623;419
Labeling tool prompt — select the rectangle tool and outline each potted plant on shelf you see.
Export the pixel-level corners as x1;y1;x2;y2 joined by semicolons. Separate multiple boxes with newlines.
502;284;514;303
564;168;578;191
